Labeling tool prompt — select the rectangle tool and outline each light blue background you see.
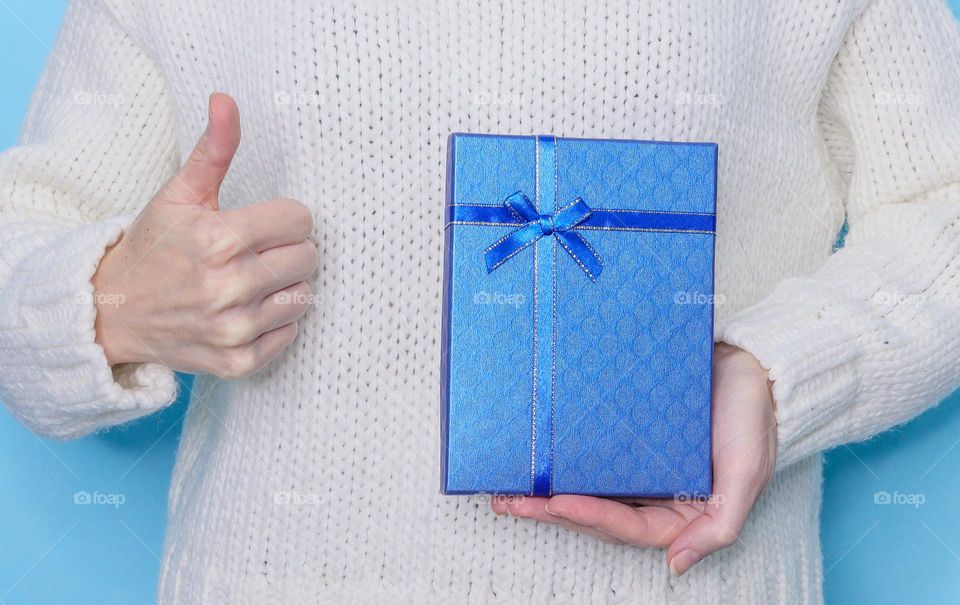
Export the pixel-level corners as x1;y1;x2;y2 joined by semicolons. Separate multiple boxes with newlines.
2;2;960;603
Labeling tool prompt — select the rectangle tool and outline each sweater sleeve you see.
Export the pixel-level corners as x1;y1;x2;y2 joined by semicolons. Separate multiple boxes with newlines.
717;0;960;468
717;0;960;470
0;0;181;439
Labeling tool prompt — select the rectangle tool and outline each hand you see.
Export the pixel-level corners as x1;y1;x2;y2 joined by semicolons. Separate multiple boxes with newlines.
92;93;318;378
492;343;777;576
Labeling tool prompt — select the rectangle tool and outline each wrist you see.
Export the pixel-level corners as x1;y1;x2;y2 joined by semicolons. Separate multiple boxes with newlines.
716;341;776;412
91;245;140;366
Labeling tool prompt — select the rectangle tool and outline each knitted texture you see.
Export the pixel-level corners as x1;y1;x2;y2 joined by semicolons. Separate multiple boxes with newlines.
2;0;960;602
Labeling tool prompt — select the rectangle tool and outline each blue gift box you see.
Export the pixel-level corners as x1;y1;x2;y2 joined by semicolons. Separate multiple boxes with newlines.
440;133;717;497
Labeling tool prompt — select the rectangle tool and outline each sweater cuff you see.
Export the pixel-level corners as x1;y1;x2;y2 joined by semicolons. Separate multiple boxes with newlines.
0;213;178;439
715;280;866;469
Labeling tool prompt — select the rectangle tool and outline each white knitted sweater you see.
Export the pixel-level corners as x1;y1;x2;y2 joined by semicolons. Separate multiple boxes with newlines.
3;0;960;602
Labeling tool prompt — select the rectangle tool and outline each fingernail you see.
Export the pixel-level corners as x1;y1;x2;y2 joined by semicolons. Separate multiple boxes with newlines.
669;550;700;577
544;502;556;516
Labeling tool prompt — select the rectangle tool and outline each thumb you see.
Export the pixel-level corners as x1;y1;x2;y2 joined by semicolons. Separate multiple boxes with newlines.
168;92;241;210
666;482;753;576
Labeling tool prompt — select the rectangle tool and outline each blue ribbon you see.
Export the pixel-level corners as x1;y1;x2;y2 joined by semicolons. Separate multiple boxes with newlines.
484;191;603;281
448;199;715;282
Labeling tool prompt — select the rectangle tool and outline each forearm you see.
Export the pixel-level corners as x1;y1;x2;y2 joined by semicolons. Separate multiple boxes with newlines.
720;0;960;469
0;0;181;438
721;188;960;469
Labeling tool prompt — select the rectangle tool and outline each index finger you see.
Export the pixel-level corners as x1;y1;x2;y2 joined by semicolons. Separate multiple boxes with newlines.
220;198;315;252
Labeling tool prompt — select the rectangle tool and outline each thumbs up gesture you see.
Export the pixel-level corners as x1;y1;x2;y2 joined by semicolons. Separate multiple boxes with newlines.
92;94;318;378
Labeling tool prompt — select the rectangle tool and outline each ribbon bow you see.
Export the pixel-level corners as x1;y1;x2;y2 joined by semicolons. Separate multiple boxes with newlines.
484;191;603;281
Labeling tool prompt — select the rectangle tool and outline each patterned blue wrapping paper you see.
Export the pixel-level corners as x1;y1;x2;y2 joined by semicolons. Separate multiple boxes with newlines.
440;133;717;497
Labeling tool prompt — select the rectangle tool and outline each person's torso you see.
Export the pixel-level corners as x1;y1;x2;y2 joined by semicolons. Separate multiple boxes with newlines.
130;1;855;602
